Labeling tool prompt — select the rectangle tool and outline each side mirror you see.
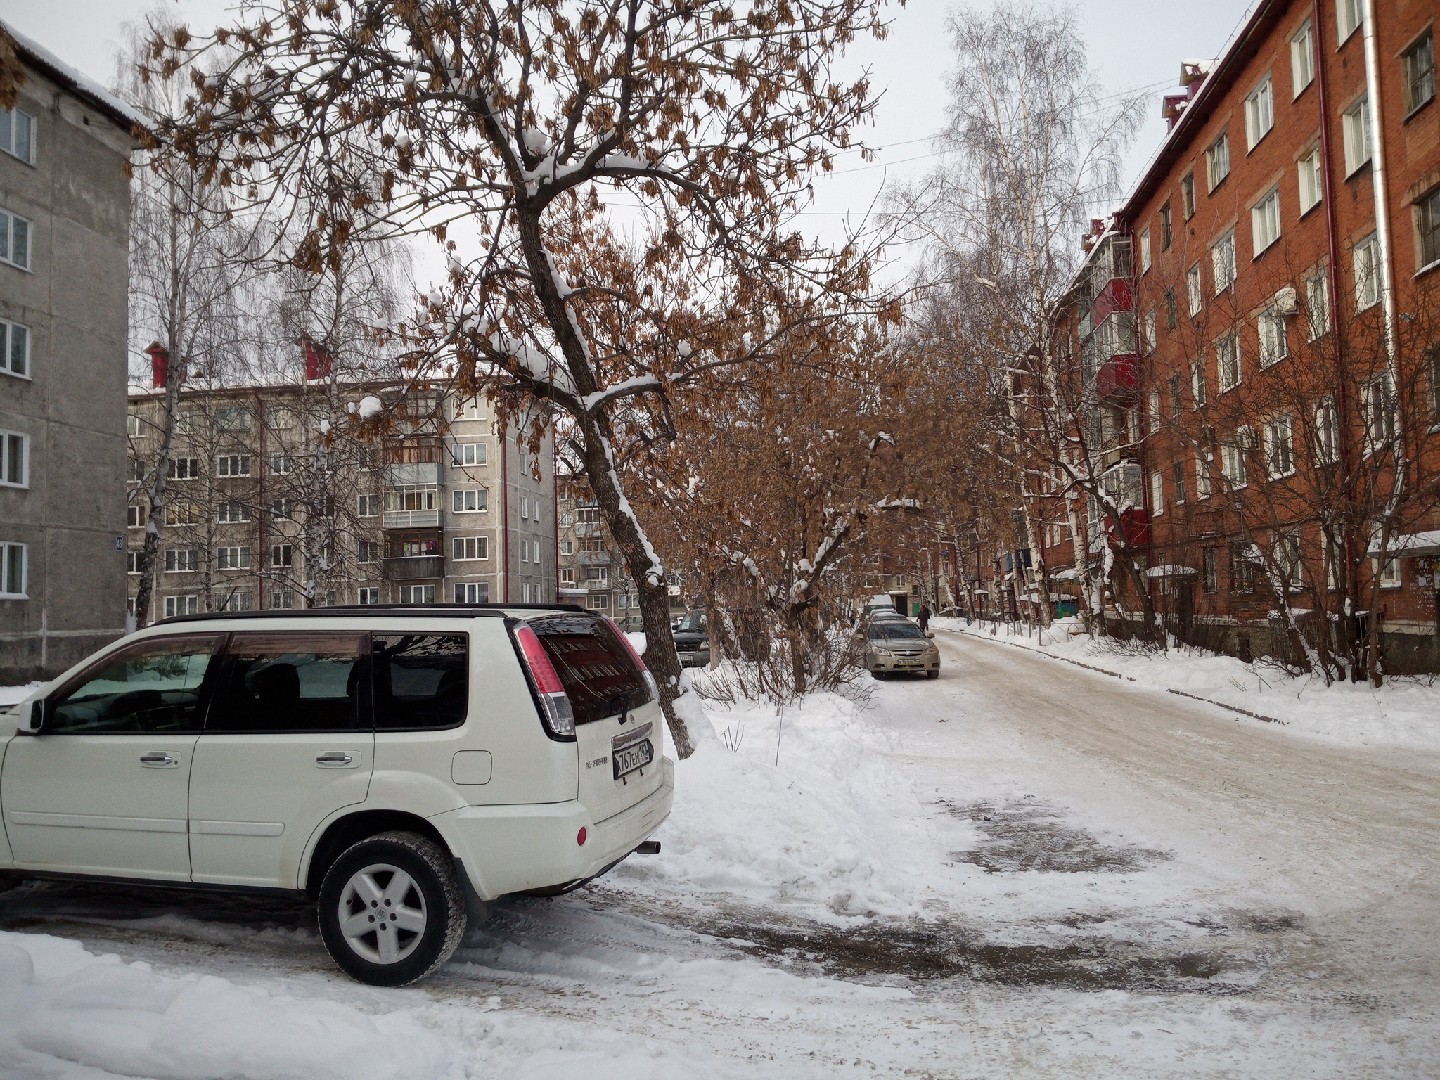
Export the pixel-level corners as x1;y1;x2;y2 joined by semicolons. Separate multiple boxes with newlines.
22;698;52;735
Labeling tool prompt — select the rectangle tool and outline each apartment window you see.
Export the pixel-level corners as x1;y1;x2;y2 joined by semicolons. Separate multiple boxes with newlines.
0;208;31;270
1181;172;1196;218
165;499;198;526
577;506;602;524
1230;544;1255;593
1222;429;1252;488
269;453;292;475
127;503;145;529
1206;132;1230;191
455;442;487;466
1195;450;1212;499
452;396;486;421
215;501;249;524
1417;186;1440;271
168;456;200;480
1160;201;1173;249
357;539;380;563
216;453;252;478
521;495;530;520
1306;270;1331;338
1252;188;1281;254
1172;461;1187;505
398;584;435;605
585;565;609;584
0;540;26;596
127;413;145;439
357;587;380;606
270;498;293;520
1314;397;1340;465
1353;233;1380;310
217;546;251;570
455;582;490;603
1202;547;1219;592
1144;311;1157;353
386;487;438;513
1245;77;1274;149
1404;31;1436;116
357;493;380;517
586;594;611;612
1187;264;1203;316
1337;0;1363;44
1363;373;1396;451
1265;415;1295;477
271;544;294;568
452;536;489;561
163;594;199;618
560;567;576;585
1217;331;1241;392
559;539;573;556
1375;554;1401;589
1342;96;1371;175
1212;230;1236;294
1275;534;1303;589
214;406;253;432
1148;389;1161;430
269;590;296;610
452;488;487;513
125;550;142;575
1;430;27;487
163;548;198;573
1164;288;1178;330
520;540;530;564
220;590;253;612
1291;20;1314;96
1;318;29;377
1259;308;1289;367
1168;374;1182;416
0;106;34;163
1298;147;1323;215
1191;361;1208;408
1139;227;1151;272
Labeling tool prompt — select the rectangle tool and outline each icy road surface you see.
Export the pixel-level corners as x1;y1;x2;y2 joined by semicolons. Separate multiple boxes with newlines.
1;628;1437;1079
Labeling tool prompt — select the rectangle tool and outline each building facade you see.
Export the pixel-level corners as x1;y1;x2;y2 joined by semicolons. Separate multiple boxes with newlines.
0;26;137;680
556;470;643;628
126;382;555;623
1039;0;1440;669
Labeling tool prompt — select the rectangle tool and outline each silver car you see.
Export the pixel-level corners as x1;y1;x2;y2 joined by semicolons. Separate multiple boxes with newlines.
863;619;940;679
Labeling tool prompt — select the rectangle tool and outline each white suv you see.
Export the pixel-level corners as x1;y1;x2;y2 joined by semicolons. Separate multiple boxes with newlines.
0;605;674;985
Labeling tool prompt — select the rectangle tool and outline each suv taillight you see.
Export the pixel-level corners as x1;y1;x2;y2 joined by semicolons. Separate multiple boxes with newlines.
515;624;576;739
606;617;658;700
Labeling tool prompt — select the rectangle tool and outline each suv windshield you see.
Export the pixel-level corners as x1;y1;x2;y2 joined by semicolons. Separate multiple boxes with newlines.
527;613;651;724
676;612;706;634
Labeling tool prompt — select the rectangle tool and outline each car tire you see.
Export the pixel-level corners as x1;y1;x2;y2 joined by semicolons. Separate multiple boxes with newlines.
926;669;940;680
318;831;467;986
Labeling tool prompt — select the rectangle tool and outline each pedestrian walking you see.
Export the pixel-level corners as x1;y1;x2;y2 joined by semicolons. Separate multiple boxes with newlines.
918;603;931;632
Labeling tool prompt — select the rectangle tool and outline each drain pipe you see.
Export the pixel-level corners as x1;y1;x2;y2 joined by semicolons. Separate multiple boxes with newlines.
1361;0;1398;365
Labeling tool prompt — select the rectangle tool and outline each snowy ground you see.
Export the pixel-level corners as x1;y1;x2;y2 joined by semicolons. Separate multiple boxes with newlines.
1;628;1437;1078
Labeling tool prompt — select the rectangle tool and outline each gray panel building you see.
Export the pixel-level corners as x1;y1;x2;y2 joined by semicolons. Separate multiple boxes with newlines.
0;25;137;681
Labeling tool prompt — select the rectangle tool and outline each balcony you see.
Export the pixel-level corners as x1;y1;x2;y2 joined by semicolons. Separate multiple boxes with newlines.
1107;508;1150;549
383;509;443;529
1090;277;1133;327
384;462;443;487
576;550;616;567
572;521;604;539
383;555;446;581
1095;353;1138;405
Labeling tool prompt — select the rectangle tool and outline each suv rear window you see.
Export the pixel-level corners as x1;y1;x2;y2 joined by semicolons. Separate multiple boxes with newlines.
527;614;650;725
373;633;469;730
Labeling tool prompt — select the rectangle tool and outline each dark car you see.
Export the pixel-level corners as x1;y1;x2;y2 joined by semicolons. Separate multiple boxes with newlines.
673;610;710;667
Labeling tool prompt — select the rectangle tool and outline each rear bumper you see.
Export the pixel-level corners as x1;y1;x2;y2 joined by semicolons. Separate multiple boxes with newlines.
434;757;675;900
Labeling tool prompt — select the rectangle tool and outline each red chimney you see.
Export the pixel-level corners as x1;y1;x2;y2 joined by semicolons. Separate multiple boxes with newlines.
301;335;333;381
146;342;171;389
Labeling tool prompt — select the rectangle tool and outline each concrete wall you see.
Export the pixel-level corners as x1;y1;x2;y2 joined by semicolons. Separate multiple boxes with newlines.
0;63;133;681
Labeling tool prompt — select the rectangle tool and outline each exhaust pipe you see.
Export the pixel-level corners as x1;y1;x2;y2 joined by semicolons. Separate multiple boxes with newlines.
634;840;661;855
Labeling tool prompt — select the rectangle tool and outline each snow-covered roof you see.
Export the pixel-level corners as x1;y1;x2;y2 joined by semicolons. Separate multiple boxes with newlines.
2;19;145;133
1367;530;1440;557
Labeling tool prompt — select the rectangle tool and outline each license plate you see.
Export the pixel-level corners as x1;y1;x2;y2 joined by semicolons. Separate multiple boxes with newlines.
613;739;653;780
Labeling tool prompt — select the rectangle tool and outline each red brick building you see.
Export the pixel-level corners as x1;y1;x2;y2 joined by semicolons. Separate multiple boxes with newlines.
1041;0;1440;671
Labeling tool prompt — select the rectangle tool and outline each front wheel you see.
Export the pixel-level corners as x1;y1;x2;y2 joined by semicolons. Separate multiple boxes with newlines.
318;831;466;986
926;669;940;680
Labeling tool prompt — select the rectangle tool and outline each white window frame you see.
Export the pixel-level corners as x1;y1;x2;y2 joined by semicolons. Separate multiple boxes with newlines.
1191;361;1208;408
1;317;30;378
520;539;530;564
1187;263;1203;315
1291;20;1314;97
451;396;486;421
1298;147;1323;215
1138;227;1151;272
0;207;31;270
1206;131;1230;191
455;441;488;466
454;581;490;604
1274;534;1304;589
1342;96;1371;176
521;495;530;520
163;548;198;574
1222;430;1251;489
271;543;294;568
1;430;28;487
0;106;35;164
1217;332;1242;392
127;551;142;575
1375;555;1401;589
220;590;253;612
398;584;435;605
452;535;489;561
1;540;28;597
357;493;380;517
1403;30;1435;116
1258;308;1289;368
357;587;381;606
1149;470;1165;516
215;501;250;524
217;545;252;571
586;593;611;611
1252;187;1281;254
168;456;200;481
1212;230;1236;294
1306;270;1331;339
164;594;199;618
214;406;253;432
1416;186;1440;272
452;488;488;513
560;567;576;585
269;589;296;610
357;539;380;564
1337;0;1363;44
216;453;252;478
1363;373;1396;452
1353;233;1380;311
559;539;574;556
1245;76;1274;149
1181;172;1196;219
269;453;293;475
1314;397;1339;465
1265;415;1296;478
1195;450;1213;500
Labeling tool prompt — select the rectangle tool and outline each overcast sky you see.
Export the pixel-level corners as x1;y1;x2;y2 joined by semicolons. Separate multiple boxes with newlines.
1;0;1255;264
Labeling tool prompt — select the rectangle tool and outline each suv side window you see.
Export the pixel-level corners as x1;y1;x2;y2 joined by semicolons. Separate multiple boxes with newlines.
373;633;469;730
207;632;368;733
49;635;223;735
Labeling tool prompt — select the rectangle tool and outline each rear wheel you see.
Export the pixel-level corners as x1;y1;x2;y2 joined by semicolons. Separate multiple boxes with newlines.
317;831;466;986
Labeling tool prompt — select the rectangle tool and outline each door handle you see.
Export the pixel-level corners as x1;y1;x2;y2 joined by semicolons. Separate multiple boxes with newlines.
315;752;355;768
140;752;179;768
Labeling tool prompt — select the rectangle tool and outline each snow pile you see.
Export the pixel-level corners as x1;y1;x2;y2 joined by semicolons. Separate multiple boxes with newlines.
0;936;451;1080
